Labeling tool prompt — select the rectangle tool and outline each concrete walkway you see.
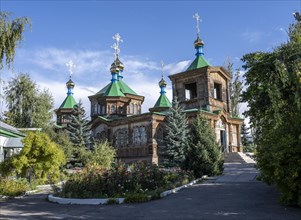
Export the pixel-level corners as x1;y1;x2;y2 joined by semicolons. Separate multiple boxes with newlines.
1;162;301;220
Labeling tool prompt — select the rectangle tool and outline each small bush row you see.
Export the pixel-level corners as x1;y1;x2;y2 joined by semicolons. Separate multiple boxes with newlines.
58;162;194;199
0;177;30;197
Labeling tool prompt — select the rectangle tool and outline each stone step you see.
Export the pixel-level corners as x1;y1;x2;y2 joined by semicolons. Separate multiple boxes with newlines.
223;152;255;164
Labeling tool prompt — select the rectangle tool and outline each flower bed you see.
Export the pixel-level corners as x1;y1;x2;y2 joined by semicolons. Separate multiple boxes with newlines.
56;163;194;202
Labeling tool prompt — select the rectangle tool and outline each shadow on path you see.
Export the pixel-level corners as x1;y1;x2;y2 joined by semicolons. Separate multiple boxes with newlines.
1;163;301;220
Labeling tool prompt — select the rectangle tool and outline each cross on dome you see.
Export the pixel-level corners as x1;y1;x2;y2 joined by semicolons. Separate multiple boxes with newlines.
111;33;123;60
193;12;201;36
66;60;75;78
161;60;165;79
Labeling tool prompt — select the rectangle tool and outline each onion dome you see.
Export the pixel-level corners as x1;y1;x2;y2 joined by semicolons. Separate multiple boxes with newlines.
115;56;124;71
110;61;120;73
66;78;75;89
194;35;204;48
159;78;167;88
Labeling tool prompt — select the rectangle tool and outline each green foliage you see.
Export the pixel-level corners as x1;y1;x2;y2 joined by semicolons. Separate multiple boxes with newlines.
0;177;30;197
241;19;301;206
65;100;92;165
184;113;223;177
0;12;31;69
124;193;149;203
159;97;190;167
59;163;193;199
224;59;243;117
89;140;116;169
3;73;54;129
241;122;255;152
1;132;65;183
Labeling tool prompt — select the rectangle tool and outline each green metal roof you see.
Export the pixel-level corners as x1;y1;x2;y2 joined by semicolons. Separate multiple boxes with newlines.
96;83;111;95
154;94;172;108
118;80;137;95
186;56;210;71
104;82;125;97
0;128;25;138
95;80;138;97
59;95;77;109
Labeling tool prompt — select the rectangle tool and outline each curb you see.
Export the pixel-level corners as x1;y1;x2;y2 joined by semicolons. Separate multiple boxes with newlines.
48;176;206;205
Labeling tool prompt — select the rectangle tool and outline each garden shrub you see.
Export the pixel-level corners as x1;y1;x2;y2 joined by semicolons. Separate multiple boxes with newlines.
59;162;194;199
0;177;30;197
124;193;149;203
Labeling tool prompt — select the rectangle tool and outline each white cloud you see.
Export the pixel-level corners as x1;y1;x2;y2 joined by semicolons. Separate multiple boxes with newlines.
242;30;266;43
10;47;185;119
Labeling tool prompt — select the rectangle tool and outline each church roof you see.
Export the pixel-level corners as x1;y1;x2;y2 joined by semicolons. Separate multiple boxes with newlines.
95;80;138;97
59;95;77;109
103;82;125;97
186;56;210;71
154;93;172;108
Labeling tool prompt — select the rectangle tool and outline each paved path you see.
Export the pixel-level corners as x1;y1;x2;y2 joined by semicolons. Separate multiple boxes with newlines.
1;163;301;220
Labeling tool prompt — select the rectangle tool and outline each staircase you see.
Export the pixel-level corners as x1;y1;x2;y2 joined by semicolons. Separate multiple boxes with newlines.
223;152;256;164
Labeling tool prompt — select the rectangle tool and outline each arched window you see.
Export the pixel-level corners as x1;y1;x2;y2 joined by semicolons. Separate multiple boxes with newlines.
102;105;105;114
140;126;147;144
115;129;128;147
134;104;138;114
156;126;164;145
130;103;134;114
111;105;116;113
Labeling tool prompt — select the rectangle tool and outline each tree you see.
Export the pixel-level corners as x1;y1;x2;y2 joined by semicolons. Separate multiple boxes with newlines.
3;73;54;128
184;113;223;177
224;59;243;117
230;69;243;116
241;17;301;206
159;97;190;167
0;132;65;183
65;100;92;165
0;12;31;69
89;140;116;169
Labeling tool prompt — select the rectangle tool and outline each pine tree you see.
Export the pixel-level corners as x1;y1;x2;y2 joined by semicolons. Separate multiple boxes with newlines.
184;113;223;177
241;122;250;147
65;100;92;165
159;97;189;167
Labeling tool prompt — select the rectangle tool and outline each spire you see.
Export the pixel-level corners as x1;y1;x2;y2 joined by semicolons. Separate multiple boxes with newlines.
193;13;205;57
66;60;75;96
110;33;125;81
186;13;210;71
159;61;167;94
150;61;172;112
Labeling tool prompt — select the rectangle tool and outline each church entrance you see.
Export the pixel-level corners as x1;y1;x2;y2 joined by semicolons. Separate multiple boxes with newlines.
220;130;227;152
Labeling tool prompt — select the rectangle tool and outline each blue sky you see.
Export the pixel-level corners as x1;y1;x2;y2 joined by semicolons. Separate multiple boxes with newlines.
1;0;300;117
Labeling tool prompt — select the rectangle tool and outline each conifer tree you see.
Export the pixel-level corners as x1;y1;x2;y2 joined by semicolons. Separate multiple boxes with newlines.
184;113;223;177
159;97;189;167
65;100;92;165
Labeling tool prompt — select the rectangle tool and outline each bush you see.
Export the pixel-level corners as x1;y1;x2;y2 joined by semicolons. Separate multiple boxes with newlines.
59;162;194;199
4;132;66;184
89;140;116;169
124;193;149;203
0;178;30;197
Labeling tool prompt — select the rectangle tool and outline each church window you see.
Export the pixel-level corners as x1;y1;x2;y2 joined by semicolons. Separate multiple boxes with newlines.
102;105;105;114
94;103;97;114
115;129;128;147
156;126;164;145
130;103;134;114
185;83;197;100
214;83;222;100
111;105;116;113
140;126;147;144
134;104;138;114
